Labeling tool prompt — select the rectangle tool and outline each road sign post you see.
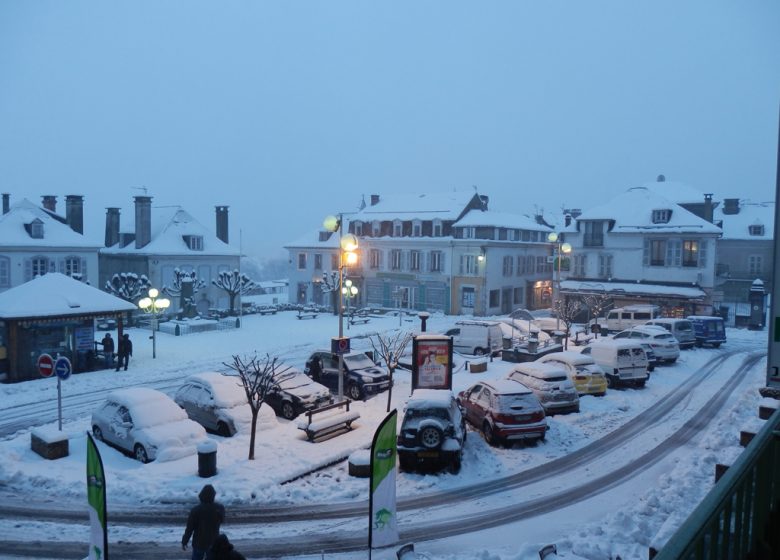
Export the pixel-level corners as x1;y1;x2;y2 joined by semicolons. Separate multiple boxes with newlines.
37;353;54;378
52;356;72;431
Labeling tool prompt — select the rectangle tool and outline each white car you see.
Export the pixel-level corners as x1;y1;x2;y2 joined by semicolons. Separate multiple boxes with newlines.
175;372;277;435
92;387;207;463
612;325;681;363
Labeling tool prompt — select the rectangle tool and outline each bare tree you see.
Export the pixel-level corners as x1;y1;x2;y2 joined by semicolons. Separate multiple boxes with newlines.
212;270;257;315
369;330;413;412
553;298;583;350
104;272;152;302
320;271;339;315
224;353;294;460
582;293;613;338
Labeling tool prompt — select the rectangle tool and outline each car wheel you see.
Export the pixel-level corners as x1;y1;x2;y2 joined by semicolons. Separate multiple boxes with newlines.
473;347;486;356
482;422;498;446
606;376;616;389
419;426;443;449
713;343;721;348
667;358;677;364
217;421;232;437
280;401;297;420
134;444;150;464
92;426;103;441
347;384;363;401
636;380;646;388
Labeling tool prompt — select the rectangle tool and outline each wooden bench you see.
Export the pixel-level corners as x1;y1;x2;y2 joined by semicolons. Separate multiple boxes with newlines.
349;314;370;326
297;309;318;320
296;400;361;442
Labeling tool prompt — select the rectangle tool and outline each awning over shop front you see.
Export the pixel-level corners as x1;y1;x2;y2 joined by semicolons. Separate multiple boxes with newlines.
561;280;707;301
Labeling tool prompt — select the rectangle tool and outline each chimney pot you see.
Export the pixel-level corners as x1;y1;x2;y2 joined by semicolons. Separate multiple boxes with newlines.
216;206;229;244
370;194;380;206
42;195;57;212
65;195;84;234
134;196;153;249
105;207;121;247
2;193;9;215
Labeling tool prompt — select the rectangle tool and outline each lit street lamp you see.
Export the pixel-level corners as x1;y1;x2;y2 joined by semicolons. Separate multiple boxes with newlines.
547;232;572;331
323;214;359;400
342;279;359;330
138;288;170;359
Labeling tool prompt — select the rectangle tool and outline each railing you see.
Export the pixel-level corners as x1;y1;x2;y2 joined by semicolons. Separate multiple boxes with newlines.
654;406;780;560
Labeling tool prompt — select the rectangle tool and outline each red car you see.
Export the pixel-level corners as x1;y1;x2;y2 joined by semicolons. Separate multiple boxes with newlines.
457;379;548;447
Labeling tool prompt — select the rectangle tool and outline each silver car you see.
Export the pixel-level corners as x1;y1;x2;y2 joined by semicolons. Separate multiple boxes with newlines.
92;387;207;463
613;325;680;363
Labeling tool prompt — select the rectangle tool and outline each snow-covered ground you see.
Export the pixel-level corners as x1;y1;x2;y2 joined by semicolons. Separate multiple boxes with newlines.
0;311;771;560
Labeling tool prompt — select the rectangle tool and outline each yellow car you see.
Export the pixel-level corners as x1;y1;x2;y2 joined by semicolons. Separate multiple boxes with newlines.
537;351;608;396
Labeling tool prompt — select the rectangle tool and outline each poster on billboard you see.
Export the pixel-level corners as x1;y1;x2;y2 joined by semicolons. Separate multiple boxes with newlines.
411;335;452;390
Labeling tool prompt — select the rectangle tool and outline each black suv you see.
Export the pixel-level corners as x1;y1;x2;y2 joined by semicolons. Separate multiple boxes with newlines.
397;389;466;474
304;351;391;401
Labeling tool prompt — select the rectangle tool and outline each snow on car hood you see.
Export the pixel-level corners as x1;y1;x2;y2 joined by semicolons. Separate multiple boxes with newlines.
137;419;207;462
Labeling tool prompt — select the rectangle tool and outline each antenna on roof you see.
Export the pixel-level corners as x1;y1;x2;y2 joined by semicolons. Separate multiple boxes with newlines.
132;185;149;195
472;184;478;192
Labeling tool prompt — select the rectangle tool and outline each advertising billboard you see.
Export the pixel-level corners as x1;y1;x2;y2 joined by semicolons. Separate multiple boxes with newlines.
411;335;452;390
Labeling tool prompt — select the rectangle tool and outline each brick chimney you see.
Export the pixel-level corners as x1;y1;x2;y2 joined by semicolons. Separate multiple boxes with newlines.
216;206;229;244
42;195;57;213
723;198;740;215
703;193;714;223
105;207;121;247
134;196;152;249
370;194;380;206
65;195;84;234
2;193;9;214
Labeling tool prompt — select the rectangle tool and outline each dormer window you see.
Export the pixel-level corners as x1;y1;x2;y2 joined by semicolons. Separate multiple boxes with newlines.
433;220;442;237
652;209;672;224
412;220;422;237
353;221;363;236
26;218;44;239
749;224;765;236
393;220;402;237
372;221;380;236
183;235;204;251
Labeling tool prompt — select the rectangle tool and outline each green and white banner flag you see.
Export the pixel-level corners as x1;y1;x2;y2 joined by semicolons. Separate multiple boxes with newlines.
86;432;108;560
369;409;398;549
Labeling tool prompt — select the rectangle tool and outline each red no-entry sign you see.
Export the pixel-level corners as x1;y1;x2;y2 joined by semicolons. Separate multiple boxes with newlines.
37;353;54;378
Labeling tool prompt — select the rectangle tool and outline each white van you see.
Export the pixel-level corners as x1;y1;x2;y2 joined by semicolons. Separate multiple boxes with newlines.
580;339;649;388
644;318;696;349
505;362;580;415
444;321;504;356
597;305;661;334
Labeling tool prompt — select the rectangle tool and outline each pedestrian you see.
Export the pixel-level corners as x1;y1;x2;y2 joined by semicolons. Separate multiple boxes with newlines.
100;333;114;369
115;333;132;371
206;534;246;560
181;484;225;560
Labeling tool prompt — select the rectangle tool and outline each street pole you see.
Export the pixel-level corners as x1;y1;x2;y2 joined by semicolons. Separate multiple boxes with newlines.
556;244;561;331
151;315;157;359
337;214;345;401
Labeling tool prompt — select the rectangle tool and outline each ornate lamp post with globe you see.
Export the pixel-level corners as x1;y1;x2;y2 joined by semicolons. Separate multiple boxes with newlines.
342;279;359;330
138;288;170;359
322;214;359;400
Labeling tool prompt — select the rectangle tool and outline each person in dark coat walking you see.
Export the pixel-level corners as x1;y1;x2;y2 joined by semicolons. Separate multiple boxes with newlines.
115;333;132;371
100;333;114;369
182;484;225;560
206;534;246;560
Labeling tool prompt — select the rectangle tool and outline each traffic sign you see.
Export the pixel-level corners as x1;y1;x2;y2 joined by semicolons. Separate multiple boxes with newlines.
331;336;350;355
54;356;72;381
37;354;54;378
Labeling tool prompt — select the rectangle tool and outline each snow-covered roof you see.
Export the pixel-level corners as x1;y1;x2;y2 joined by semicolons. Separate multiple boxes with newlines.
539;351;596;366
510;361;567;379
351;191;480;222
572;187;721;234
715;201;774;240
481;378;533;395
102;207;239;256
105;387;189;429
0;199;101;249
284;228;341;250
561;280;707;299
184;372;247;408
407;388;454;407
453;209;552;232
642;178;708;205
0;273;137;319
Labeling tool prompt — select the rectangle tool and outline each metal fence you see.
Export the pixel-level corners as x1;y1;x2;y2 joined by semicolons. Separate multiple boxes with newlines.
654;406;780;559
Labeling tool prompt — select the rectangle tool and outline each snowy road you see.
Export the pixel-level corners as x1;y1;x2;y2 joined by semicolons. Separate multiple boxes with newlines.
0;345;763;558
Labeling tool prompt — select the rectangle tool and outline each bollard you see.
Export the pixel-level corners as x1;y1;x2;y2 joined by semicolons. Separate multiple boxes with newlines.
197;440;218;477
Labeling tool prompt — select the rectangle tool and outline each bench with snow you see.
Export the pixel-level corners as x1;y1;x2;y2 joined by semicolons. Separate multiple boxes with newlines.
296;400;361;442
257;306;278;315
297;309;318;320
349;313;370;326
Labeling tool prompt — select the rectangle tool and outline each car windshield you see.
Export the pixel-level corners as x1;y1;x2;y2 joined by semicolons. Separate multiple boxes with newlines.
653;333;674;340
496;393;537;411
344;354;375;369
676;321;693;332
543;375;568;383
278;372;312;390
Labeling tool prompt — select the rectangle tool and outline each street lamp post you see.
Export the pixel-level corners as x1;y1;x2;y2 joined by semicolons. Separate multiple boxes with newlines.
547;232;572;331
323;214;359;400
138;288;171;359
342;279;358;330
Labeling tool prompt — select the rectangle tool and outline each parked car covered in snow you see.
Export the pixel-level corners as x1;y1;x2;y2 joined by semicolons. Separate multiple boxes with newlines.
92;387;207;463
506;362;580;415
397;389;466;473
457;379;548;446
536;351;608;396
644;318;696;349
304;351;390;401
265;368;333;419
612;325;680;364
174;372;277;436
581;339;649;388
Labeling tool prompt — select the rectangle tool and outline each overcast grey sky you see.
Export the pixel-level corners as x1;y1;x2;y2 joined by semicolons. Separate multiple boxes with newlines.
1;1;778;260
